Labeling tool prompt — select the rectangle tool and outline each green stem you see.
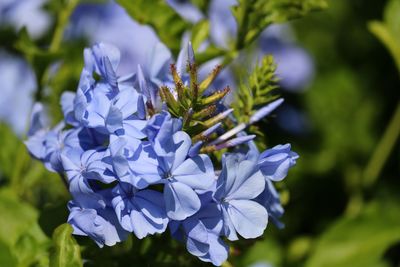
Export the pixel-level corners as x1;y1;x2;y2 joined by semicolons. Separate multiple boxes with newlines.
49;0;80;52
363;102;400;188
39;0;79;95
221;261;234;267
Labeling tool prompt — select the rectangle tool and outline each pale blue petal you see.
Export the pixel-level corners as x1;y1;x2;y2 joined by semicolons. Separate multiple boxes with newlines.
164;182;201;220
172;154;215;190
227;199;268;239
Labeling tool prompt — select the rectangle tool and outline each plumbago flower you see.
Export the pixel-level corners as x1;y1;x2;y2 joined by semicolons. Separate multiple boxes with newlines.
25;42;298;266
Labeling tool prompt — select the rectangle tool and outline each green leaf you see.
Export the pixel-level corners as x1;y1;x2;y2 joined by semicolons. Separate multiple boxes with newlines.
0;188;50;266
50;224;83;267
116;0;189;54
14;28;59;100
384;0;400;44
191;0;211;13
0;124;22;181
233;56;279;124
305;200;400;267
0;240;17;267
369;0;400;73
241;238;283;266
191;20;210;52
0;188;39;246
233;0;327;49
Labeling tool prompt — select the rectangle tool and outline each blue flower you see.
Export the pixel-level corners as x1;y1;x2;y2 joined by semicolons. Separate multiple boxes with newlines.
170;193;229;266
68;200;128;247
255;179;285;229
110;112;216;220
215;153;268;240
25;103;79;174
111;183;168;238
65;43;147;137
61;148;114;208
258;144;299;182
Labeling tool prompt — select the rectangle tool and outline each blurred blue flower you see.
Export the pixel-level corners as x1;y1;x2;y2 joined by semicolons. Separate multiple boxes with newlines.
69;1;159;75
0;52;36;135
166;0;203;23
259;25;315;91
0;0;51;38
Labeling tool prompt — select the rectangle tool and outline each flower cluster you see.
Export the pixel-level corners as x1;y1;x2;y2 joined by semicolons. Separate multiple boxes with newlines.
25;42;298;266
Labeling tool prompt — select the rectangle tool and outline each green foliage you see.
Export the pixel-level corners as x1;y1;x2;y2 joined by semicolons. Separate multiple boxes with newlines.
14;28;59;100
233;56;279;124
0;188;50;267
305;199;400;267
231;56;279;149
162;60;230;139
190;20;210;52
0;124;23;181
0;240;17;267
369;0;400;73
233;0;328;49
116;0;189;55
50;224;83;267
239;239;283;267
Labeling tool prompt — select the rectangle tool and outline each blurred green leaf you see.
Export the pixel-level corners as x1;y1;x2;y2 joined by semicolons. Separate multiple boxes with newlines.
305;200;400;267
195;45;226;65
14;231;50;267
39;202;69;237
116;0;189;54
0;240;17;267
0;188;50;266
191;20;210;52
0;124;22;181
233;0;327;49
240;239;283;266
303;69;376;174
0;188;39;246
384;0;400;44
14;28;59;100
369;0;400;73
50;223;82;267
191;0;211;13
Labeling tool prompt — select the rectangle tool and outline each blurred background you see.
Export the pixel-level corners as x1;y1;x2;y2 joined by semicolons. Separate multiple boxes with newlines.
0;0;399;266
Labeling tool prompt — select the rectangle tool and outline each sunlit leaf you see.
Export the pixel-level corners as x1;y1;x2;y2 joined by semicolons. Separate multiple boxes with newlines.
50;223;83;267
306;200;400;267
233;0;327;48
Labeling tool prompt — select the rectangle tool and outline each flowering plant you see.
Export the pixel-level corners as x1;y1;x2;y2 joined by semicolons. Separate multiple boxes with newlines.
25;42;298;265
